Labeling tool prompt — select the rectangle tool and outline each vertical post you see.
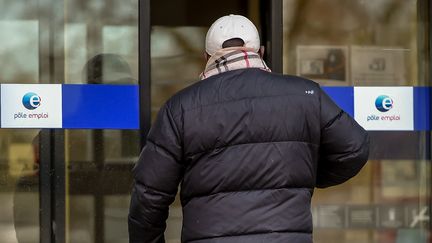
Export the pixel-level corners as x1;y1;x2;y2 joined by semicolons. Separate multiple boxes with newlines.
139;0;152;149
418;0;431;236
418;0;430;85
53;130;65;242
259;0;283;73
51;0;66;241
94;129;105;243
38;130;66;243
38;0;66;241
427;0;432;236
39;130;53;242
270;0;283;73
38;0;54;241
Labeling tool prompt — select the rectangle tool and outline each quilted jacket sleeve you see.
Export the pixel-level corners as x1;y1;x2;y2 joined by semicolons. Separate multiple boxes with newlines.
316;88;370;188
129;102;184;243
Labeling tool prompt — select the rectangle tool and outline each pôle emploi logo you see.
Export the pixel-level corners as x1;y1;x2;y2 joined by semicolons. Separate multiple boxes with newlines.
22;92;41;110
14;92;49;120
375;95;393;112
367;95;400;122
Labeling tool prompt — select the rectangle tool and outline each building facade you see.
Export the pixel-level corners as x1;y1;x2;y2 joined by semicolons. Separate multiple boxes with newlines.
0;0;430;242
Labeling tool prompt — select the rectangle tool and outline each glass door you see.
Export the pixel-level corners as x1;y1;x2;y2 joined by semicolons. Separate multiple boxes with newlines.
0;1;48;242
282;0;431;242
0;0;142;242
63;1;140;243
150;0;264;241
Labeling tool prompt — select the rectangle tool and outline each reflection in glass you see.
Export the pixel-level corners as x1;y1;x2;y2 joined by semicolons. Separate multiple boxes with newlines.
0;21;39;83
64;0;139;242
151;26;206;119
283;1;430;242
283;0;419;86
0;3;41;242
0;130;40;243
150;25;207;242
66;53;139;242
1;0;140;242
65;24;87;84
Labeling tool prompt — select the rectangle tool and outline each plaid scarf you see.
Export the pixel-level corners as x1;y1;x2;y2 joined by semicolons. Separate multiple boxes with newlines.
200;47;271;80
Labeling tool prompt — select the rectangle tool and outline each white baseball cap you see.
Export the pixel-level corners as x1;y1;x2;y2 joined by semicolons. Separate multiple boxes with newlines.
205;14;260;56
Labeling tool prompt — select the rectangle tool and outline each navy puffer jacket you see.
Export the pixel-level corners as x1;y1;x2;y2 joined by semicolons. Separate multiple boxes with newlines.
129;68;369;243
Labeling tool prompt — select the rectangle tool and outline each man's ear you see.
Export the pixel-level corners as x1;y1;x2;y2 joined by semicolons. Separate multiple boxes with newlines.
259;46;265;58
203;52;211;61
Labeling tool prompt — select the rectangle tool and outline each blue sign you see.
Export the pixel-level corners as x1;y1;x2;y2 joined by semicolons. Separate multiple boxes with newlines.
413;87;431;131
62;85;139;129
321;86;354;117
0;84;430;130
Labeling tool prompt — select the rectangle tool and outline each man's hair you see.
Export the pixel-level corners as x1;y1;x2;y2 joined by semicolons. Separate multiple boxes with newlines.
222;38;245;48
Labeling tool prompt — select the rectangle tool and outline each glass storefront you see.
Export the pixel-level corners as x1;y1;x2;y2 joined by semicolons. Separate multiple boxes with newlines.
0;129;40;243
282;0;430;242
0;0;430;242
64;1;139;242
1;1;45;243
0;0;140;242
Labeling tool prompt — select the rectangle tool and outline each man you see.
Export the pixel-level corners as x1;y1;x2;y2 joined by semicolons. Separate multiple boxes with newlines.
129;14;369;243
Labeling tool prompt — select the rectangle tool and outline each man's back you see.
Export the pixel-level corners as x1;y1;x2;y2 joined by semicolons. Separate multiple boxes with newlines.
129;68;369;243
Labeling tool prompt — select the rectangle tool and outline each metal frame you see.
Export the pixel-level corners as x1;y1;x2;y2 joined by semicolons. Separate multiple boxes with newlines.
39;129;65;243
52;0;66;241
39;0;66;242
427;0;431;233
426;0;432;235
39;130;52;242
418;0;431;85
139;0;152;149
38;0;53;241
417;0;432;233
259;0;283;73
270;0;283;73
93;129;105;243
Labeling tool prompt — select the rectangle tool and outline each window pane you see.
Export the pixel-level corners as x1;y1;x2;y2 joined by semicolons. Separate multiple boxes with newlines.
0;129;40;243
283;1;431;242
0;1;41;242
283;0;419;86
64;0;139;242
